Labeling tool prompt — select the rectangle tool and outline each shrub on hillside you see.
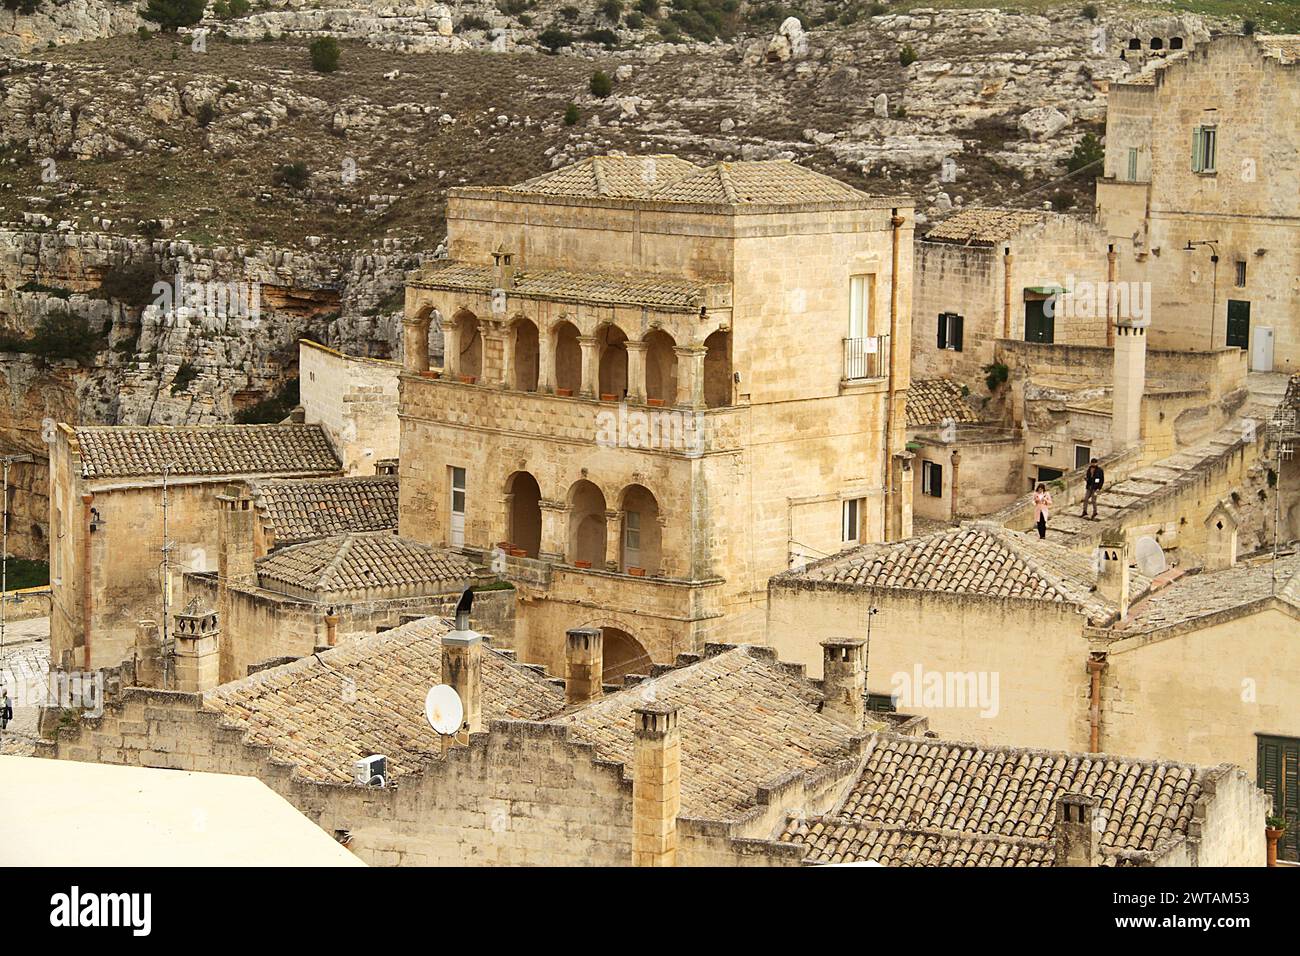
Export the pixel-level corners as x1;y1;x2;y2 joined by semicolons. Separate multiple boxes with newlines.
98;262;159;308
309;36;340;73
1067;132;1104;173
590;70;613;97
141;0;205;31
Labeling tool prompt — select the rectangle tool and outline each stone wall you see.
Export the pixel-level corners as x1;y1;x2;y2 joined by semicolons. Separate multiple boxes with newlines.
299;340;401;475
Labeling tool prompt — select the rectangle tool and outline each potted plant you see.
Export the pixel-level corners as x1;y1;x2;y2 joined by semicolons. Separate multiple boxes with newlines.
627;566;646;577
573;559;592;569
420;369;440;379
647;398;665;407
1266;815;1287;866
601;392;617;402
508;547;527;557
459;374;477;385
556;387;574;397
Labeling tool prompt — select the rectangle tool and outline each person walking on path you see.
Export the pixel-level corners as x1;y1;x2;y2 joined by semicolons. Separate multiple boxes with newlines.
1081;459;1105;520
0;687;12;734
1033;483;1053;539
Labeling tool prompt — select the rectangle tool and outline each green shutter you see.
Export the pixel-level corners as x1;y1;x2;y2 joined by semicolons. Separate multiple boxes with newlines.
1191;126;1203;172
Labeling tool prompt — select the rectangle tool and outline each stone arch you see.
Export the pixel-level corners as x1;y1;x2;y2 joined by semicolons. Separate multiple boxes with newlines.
510;316;539;392
597;323;628;398
600;627;653;683
643;329;677;405
703;328;732;409
619;483;662;575
453;308;482;381
403;304;436;373
567;479;607;567
505;471;542;558
552;319;582;394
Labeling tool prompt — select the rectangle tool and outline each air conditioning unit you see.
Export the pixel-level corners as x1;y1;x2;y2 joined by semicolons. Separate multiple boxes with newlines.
353;754;387;787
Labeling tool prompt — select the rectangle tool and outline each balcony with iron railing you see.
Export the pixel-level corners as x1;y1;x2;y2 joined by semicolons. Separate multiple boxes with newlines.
843;335;889;383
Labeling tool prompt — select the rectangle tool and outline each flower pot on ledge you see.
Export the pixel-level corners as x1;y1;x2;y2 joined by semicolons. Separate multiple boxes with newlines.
555;387;574;397
1266;824;1286;866
459;374;477;385
508;547;527;557
601;393;617;402
420;370;440;379
573;559;592;569
646;398;665;408
627;566;646;577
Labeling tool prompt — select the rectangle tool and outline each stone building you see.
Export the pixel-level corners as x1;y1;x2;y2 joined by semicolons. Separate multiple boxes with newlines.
47;423;342;671
245;473;400;552
398;156;915;677
298;339;401;474
44;615;1268;866
910;207;1112;393
1097;34;1300;372
767;521;1300;859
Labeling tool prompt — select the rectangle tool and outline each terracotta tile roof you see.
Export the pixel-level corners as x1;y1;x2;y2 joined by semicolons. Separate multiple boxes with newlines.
907;378;980;427
779;734;1213;865
255;532;478;597
647;160;869;205
1113;553;1300;635
507;154;700;198
250;476;399;546
781;818;1056;866
923;207;1051;245
783;524;1144;626
203;617;566;783
549;645;872;821
412;261;706;312
74;424;340;480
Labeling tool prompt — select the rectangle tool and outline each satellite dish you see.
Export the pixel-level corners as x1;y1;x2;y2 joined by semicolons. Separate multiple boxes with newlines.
425;684;464;736
1134;536;1167;578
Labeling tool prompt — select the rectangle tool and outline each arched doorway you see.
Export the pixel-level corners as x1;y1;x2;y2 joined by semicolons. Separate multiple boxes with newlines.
567;480;606;567
511;318;539;392
597;323;628;398
619;484;661;575
643;329;677;405
601;627;652;683
553;320;582;394
454;308;483;381
703;329;732;408
506;471;542;557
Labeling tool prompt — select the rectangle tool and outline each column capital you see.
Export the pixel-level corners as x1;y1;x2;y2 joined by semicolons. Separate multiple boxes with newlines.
624;339;649;352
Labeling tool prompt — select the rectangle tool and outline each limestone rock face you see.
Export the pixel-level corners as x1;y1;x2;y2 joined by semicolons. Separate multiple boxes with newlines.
766;16;807;62
1018;106;1070;141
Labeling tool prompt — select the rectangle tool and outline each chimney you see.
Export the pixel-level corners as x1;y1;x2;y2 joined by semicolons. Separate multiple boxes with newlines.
821;638;867;731
374;458;398;476
172;602;220;693
1053;792;1101;867
1111;319;1147;449
1203;500;1239;571
1097;536;1131;619
442;618;482;734
324;612;339;648
492;247;515;291
632;703;680;867
217;483;257;587
565;627;603;706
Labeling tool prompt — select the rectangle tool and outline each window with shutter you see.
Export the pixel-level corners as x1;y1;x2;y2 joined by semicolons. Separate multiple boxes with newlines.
1258;734;1300;862
937;312;948;350
922;461;943;498
951;314;964;352
1127;147;1138;181
1191;125;1203;172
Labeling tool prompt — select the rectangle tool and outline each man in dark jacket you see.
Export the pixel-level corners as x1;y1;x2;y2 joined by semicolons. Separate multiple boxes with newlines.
1081;459;1104;519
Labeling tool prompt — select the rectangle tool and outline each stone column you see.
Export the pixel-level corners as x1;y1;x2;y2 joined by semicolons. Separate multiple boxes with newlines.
674;346;705;408
538;499;569;563
442;315;462;378
578;335;599;398
565;627;603;705
625;340;648;404
632;703;680;867
538;323;555;393
402;316;429;373
604;509;623;573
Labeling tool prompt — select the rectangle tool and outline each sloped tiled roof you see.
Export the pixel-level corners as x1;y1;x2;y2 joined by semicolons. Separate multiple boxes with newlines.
250;476;399;546
647;160;868;205
907;378;980;427
548;645;872;821
1256;34;1300;63
783;524;1144;626
255;532;477;596
203;617;565;783
412;261;705;312
508;155;700;198
923;207;1051;245
1112;553;1300;635
779;734;1215;865
74;424;340;480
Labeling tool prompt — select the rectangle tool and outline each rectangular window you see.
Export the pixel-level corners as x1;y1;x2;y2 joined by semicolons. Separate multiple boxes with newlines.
866;693;897;714
922;460;943;498
624;510;640;551
449;466;467;548
849;275;871;339
1192;125;1217;173
1235;261;1247;288
1074;444;1092;471
936;312;964;352
841;498;862;544
1127;147;1138;182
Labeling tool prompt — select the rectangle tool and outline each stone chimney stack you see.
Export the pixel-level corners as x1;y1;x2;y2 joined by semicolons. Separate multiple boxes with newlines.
632;703;680;867
217;483;257;587
1111;319;1148;449
172;600;220;693
442;619;482;734
1053;793;1101;867
1097;537;1131;619
821;638;867;731
565;627;603;706
1203;500;1239;572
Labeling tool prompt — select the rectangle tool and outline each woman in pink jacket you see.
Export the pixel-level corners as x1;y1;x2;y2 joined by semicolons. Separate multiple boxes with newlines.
1033;483;1052;539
